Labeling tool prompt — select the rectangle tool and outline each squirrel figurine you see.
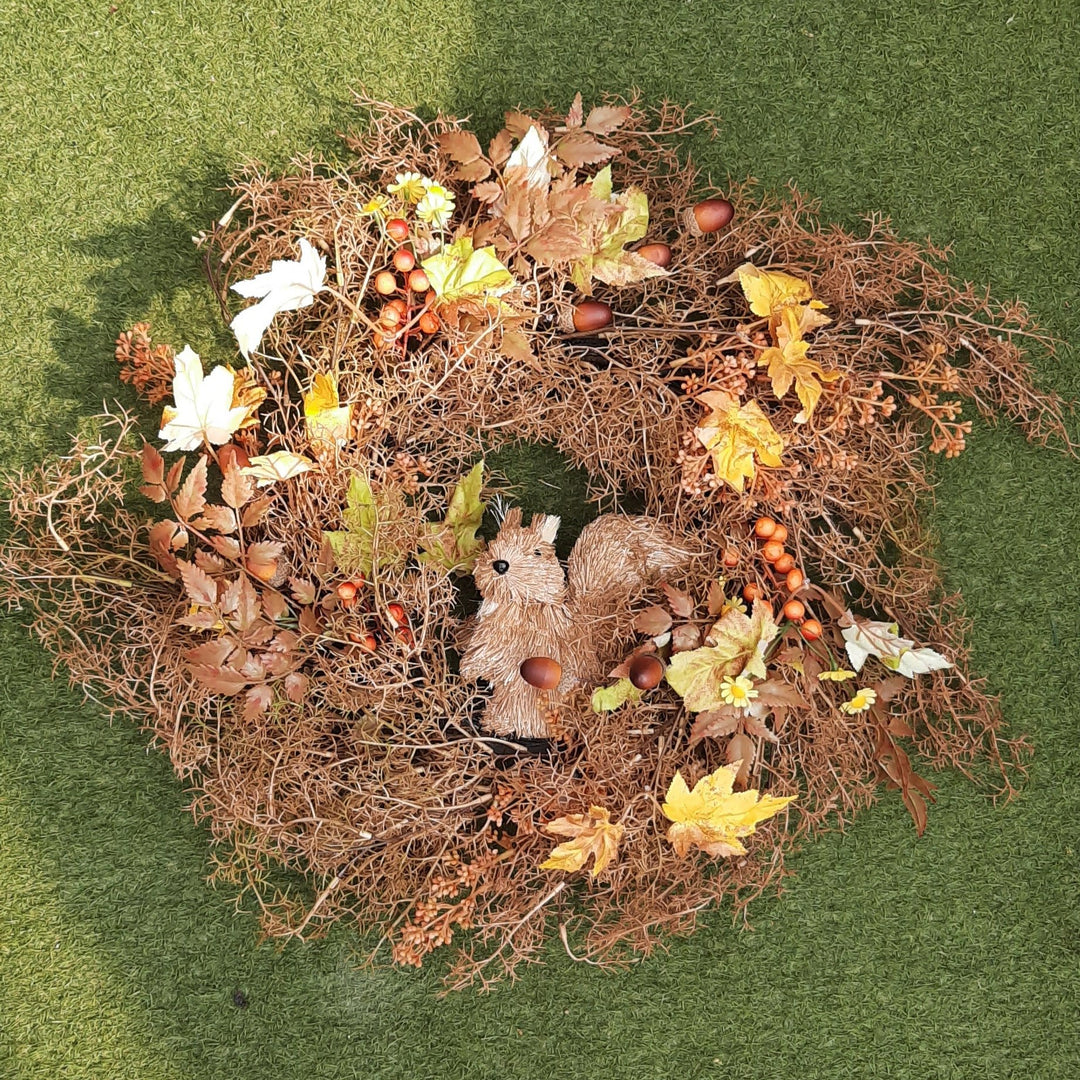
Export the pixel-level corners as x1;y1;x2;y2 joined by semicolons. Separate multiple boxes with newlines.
460;508;693;738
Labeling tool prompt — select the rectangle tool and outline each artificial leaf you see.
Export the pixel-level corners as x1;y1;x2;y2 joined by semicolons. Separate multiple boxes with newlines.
453;159;491;183
174;455;208;521
471;180;503;205
158;347;249;452
177;558;217;607
210;535;242;560
555;131;619;168
241;451;315;487
499;328;534;365
672;624;703;653
148;519;186;575
304;372;352;450
584;104;631;135
720;263;823;319
221;460;254;510
488;129;513;166
195;550;227;574
590;678;642;713
140;442;167;501
289;577;317;606
228;364;267;430
665;600;779;711
504;125;553;193
436;129;484;164
840;614;952;678
540;805;624;877
323;473;403;577
633;605;673;637
689;709;741;744
662;762;797;858
246;540;283;582
503;110;537;139
243;684;273;721
661;582;694;619
418;462;487;573
759;305;839;420
185;639;236;668
693;391;784;492
241;496;273;528
188;664;249;696
421;237;515;307
564;92;584;129
262;589;288;622
230;237;327;359
284;672;309;703
191;505;236;534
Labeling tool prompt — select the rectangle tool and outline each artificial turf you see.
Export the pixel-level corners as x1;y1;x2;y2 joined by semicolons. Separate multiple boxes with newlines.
1;1;1078;1077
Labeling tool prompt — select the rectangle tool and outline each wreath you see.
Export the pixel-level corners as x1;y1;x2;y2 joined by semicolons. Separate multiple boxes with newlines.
2;95;1071;989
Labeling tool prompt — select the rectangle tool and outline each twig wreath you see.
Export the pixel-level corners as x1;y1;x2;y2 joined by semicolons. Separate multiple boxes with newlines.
2;95;1073;989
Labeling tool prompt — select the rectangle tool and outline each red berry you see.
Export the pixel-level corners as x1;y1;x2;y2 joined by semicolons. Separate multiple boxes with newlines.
394;626;415;647
386;218;409;242
800;619;822;642
392;248;416;273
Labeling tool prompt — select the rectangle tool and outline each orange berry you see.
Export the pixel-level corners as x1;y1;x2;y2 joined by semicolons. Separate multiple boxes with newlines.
380;304;402;328
418;311;440;334
387;297;408;316
782;599;805;621
340;595;357;610
773;553;795;574
742;582;765;603
337;581;358;601
386;218;409;242
785;568;804;592
762;540;785;563
800;618;822;641
771;523;789;544
374;271;398;296
394;625;415;647
386;603;407;627
722;548;739;569
348;630;378;652
754;516;776;539
407;269;430;293
392;248;415;273
373;331;397;349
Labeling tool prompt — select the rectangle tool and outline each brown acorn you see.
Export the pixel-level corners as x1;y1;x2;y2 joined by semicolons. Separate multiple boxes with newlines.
520;656;563;690
684;197;734;236
570;301;613;333
636;242;673;268
628;653;665;690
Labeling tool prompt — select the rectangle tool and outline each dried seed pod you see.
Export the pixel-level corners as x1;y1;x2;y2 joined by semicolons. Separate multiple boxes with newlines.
628;653;665;690
520;656;562;690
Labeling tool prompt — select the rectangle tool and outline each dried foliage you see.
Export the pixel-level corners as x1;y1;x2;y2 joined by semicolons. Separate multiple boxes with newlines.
1;94;1074;989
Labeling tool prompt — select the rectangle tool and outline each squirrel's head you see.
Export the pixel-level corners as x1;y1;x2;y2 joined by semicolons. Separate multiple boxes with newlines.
473;508;565;607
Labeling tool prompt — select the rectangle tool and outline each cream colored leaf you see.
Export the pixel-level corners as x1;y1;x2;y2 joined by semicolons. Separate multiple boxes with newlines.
240;451;315;487
841;614;952;678
158;347;250;453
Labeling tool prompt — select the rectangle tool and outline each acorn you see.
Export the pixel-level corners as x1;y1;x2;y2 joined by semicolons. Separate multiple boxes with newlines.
218;443;250;472
636;242;673;268
568;301;613;333
628;653;665;690
520;656;563;690
684;197;734;236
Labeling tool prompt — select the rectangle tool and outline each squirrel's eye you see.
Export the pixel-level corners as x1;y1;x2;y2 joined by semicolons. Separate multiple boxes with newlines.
533;549;542;556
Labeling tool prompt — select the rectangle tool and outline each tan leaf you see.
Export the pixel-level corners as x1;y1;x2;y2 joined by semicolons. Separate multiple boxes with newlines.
177;558;217;607
564;91;584;129
436;129;483;163
499;328;534;365
452;159;491;183
633;605;673;637
555;132;619;168
284;672;308;703
289;577;317;605
243;684;273;721
241;496;273;529
262;589;288;621
689;708;742;744
194;551;226;576
471;180;504;205
246;540;282;583
540;805;624;877
584;104;631;135
707;580;727;617
488;129;513;166
188;664;248;695
210;535;241;560
233;576;261;632
503;111;536;139
165;458;185;494
191;505;236;534
662;582;694;619
185;639;236;667
221;461;254;510
174;456;208;521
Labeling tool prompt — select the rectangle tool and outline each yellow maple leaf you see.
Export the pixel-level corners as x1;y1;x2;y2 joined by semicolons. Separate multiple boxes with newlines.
540;804;625;877
693;391;784;492
662;763;797;858
721;263;827;319
303;372;352;450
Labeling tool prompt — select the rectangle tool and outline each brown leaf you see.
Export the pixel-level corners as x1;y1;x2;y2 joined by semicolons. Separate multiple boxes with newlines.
177;558;218;607
689;708;740;744
141;441;165;485
191;505;236;534
564;92;583;129
148;519;185;575
246;540;282;582
289;577;317;605
174;456;208;521
887;713;915;737
661;582;694;619
165;457;185;494
221;461;254;510
525;223;588;263
186;639;236;667
584;104;631;135
743;714;781;744
233;577;261;632
672;623;703;653
452;159;491;183
139;483;167;503
284;672;308;703
241;496;273;528
633;605;673;637
194;550;227;574
242;684;273;721
503;111;537;139
754;679;808;709
499;329;534;365
706;580;727;617
436;129;483;163
238;653;266;680
177;609;221;630
242;621;275;648
262;589;288;622
488;129;513;166
875;676;909;703
502;180;540;241
471;180;503;205
298;606;321;637
555;132;619;168
189;664;248;695
210;535;242;560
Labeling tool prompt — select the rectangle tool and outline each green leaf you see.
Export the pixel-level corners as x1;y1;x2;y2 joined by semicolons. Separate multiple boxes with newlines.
591;678;642;713
421;237;515;306
590;165;613;203
323;473;401;577
419;462;487;573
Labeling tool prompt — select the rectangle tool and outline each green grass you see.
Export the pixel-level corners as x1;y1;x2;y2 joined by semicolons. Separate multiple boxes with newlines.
1;1;1079;1077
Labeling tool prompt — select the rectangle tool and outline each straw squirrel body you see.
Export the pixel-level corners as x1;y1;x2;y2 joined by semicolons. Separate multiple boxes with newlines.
460;508;692;738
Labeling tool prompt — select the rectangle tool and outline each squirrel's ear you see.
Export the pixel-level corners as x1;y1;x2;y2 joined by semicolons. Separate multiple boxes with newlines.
501;506;523;530
535;514;561;545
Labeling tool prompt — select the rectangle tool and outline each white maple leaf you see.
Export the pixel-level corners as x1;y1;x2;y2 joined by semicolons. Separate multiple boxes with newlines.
240;451;315;487
505;126;552;192
841;614;952;678
158;346;249;452
230;238;327;358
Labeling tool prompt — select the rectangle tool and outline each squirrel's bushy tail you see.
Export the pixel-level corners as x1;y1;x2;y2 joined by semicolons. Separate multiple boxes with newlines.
567;515;694;615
